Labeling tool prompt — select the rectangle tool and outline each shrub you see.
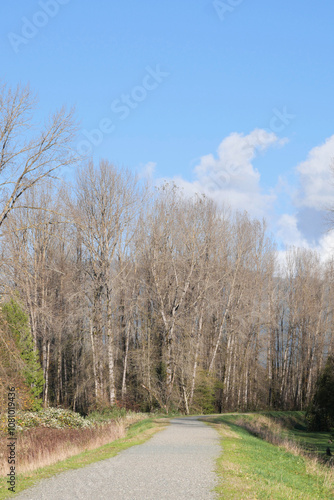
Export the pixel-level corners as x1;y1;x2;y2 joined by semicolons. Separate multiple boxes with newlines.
0;408;94;433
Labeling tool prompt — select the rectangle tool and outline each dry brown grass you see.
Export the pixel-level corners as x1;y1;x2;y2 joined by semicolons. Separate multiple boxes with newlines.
208;420;241;439
0;415;141;476
235;415;286;443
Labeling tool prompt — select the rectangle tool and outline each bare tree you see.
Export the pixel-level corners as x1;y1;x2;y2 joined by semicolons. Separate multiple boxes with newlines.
0;82;78;232
71;160;143;405
1;182;78;406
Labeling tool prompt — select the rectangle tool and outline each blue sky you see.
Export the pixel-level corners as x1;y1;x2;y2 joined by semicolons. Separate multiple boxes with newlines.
2;0;334;257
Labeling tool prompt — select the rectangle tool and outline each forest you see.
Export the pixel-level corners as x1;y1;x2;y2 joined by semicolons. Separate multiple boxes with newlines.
1;84;334;416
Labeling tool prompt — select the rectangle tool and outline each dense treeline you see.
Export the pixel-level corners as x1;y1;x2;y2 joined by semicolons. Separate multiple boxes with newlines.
1;160;333;414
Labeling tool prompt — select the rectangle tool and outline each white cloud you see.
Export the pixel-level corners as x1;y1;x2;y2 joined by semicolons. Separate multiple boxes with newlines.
152;130;334;262
138;161;156;179
295;135;334;210
168;129;286;219
277;214;309;248
273;135;334;262
276;212;334;264
317;231;334;262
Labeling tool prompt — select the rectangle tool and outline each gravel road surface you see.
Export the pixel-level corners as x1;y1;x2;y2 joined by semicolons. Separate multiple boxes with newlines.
15;417;220;500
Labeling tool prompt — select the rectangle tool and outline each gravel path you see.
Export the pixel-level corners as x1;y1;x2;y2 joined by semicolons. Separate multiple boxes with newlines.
15;417;220;500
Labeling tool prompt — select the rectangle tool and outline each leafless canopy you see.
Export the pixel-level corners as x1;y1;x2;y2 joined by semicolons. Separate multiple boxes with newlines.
0;82;78;231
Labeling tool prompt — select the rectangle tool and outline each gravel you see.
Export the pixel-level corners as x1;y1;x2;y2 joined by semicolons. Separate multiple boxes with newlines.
15;416;220;500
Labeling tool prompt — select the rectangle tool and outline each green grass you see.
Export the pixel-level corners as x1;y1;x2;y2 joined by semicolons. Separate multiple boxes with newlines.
272;413;333;457
216;410;306;430
253;411;333;456
0;418;167;499
204;415;334;499
218;411;333;458
290;429;333;455
271;413;332;457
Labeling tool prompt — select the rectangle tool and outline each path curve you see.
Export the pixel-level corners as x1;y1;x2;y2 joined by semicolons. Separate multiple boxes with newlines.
15;417;220;500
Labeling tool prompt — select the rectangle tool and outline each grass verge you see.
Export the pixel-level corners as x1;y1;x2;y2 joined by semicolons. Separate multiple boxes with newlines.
0;417;167;499
219;412;334;463
204;415;334;499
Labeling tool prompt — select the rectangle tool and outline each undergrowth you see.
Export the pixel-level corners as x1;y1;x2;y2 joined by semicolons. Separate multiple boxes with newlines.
0;407;148;477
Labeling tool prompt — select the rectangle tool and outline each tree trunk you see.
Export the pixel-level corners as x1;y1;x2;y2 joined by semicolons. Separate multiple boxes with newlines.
121;322;130;400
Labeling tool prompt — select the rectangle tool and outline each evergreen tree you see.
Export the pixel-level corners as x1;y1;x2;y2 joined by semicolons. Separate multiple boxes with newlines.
2;299;44;410
306;356;334;431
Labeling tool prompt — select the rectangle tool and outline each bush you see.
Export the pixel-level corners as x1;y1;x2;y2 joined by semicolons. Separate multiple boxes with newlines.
0;408;94;432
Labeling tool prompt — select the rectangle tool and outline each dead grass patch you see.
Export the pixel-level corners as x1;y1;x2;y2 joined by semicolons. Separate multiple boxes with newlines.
0;414;143;476
201;418;240;439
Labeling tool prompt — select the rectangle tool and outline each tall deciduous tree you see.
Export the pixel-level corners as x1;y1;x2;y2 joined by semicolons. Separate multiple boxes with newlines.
0;82;78;232
71;160;144;405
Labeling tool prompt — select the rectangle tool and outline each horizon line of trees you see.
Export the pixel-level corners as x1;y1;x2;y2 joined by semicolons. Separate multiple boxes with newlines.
1;160;333;414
